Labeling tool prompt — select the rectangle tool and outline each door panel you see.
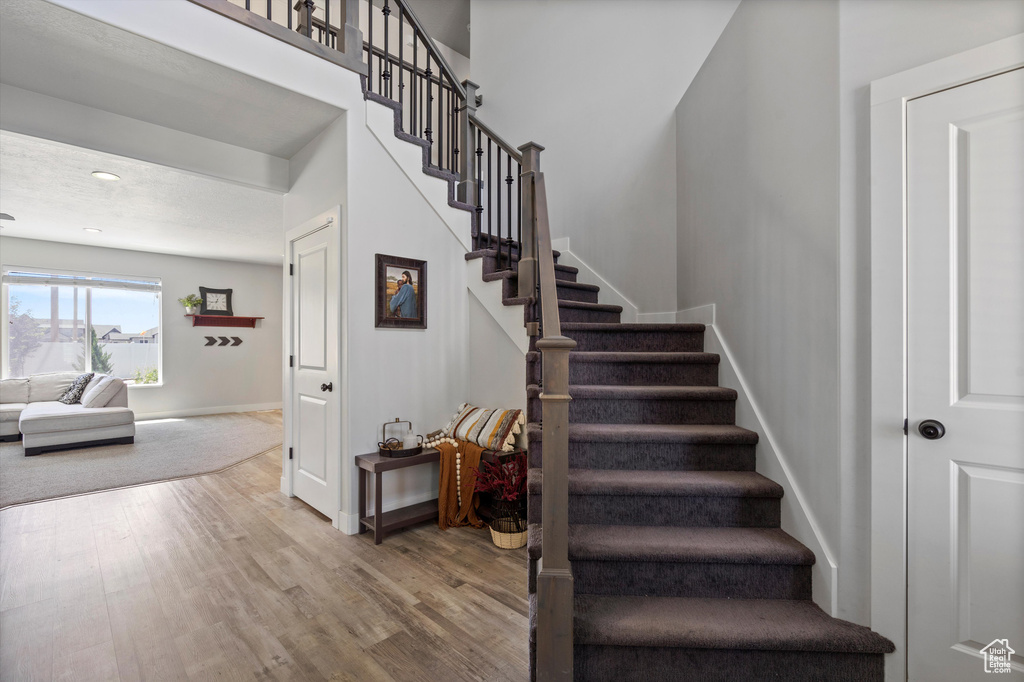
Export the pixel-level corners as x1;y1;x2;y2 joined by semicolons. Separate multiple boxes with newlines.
907;68;1024;680
289;224;340;519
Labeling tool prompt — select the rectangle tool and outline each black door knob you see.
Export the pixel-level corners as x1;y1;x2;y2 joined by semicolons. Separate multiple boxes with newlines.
918;419;945;440
320;382;333;392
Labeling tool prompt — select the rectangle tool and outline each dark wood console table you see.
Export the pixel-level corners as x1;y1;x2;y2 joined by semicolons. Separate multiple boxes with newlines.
356;448;439;544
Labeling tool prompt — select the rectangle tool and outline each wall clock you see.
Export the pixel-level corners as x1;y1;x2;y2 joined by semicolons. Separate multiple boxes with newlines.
199;286;233;316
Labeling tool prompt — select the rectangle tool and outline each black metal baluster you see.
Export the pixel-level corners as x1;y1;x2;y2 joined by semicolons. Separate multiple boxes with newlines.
425;56;434;164
398;14;404;128
506;154;514;267
324;0;329;46
383;0;391;98
487;137;493;249
245;0;250;10
367;2;373;93
476;127;484;244
517;162;522;249
412;32;418;136
266;0;271;22
452;96;459;178
496;147;503;267
286;0;290;29
440;78;447;169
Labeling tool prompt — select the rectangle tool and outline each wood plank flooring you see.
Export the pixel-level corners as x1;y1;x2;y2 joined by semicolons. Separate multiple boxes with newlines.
0;439;529;681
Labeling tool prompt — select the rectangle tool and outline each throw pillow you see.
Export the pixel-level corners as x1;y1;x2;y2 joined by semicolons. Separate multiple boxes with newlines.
81;376;124;408
58;373;94;405
442;402;525;452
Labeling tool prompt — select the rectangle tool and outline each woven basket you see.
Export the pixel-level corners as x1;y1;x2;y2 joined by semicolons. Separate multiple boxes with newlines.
489;516;527;550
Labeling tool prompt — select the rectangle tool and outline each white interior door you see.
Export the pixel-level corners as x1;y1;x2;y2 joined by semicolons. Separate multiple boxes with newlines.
289;218;341;520
907;67;1024;680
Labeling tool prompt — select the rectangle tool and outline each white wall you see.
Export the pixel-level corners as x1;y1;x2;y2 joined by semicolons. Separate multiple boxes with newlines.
677;0;1024;625
676;0;841;611
0;236;283;418
469;0;739;314
467;293;526;416
836;0;1024;625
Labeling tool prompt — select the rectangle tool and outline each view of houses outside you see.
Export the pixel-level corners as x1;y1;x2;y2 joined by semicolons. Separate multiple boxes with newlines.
7;285;160;383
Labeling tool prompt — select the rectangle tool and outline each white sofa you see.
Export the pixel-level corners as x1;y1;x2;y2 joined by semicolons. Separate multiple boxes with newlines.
0;372;135;456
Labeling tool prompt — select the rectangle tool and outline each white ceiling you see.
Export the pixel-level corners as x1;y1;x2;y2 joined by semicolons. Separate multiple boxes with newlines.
0;132;285;265
0;0;343;158
404;0;471;57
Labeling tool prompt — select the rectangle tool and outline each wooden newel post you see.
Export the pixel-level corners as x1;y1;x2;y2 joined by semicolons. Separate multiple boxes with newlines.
536;334;576;682
518;142;544;326
340;0;363;62
294;0;315;37
457;80;480;203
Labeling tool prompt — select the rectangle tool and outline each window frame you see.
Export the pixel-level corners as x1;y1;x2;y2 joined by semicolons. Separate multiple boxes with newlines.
2;265;163;386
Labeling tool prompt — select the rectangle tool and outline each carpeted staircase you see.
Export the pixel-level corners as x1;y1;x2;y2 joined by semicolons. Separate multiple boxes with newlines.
475;246;894;681
367;84;893;681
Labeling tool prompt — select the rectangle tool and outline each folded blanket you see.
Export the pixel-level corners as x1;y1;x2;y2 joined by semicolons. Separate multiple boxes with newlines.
436;439;487;530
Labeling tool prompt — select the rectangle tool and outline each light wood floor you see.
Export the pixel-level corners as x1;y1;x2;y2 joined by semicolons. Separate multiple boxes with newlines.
0;443;529;681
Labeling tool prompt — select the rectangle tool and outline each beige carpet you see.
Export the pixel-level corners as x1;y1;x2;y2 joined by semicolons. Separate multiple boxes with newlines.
0;411;282;508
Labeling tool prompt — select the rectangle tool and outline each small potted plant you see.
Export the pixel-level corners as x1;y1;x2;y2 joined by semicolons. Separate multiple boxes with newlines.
178;293;202;315
472;452;528;549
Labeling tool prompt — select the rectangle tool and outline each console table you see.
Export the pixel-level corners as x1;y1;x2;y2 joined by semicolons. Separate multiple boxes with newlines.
356;448;439;544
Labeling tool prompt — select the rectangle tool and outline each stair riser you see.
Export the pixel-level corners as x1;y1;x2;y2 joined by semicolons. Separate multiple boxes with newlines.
528;396;736;425
527;359;718;386
528;493;780;527
566;331;704;353
573;561;811;600
556;286;599;304
558;307;621;324
527;440;756;471
573;647;885;682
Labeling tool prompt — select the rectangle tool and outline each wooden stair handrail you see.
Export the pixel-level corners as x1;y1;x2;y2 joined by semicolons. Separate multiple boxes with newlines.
390;0;467;102
470;114;524;164
523;148;576;681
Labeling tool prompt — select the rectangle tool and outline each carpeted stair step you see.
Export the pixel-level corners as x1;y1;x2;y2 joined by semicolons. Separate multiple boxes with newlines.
527;385;736;425
465;249;579;281
482;271;599;303
571;595;894;681
527;525;814;600
472;234;561;262
528;469;782;527
556;301;622;324
525;423;758;471
527;351;719;386
560;323;705;352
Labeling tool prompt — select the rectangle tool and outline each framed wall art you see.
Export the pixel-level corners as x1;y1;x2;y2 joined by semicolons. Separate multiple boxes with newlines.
375;254;426;329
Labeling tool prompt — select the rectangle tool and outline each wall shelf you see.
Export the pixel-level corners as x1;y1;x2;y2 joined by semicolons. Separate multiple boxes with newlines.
185;314;264;328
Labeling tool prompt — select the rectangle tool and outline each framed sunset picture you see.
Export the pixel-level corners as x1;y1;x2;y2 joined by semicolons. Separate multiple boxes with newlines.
375;254;427;329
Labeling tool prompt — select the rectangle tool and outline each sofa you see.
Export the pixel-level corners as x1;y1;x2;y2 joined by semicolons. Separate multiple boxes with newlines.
0;372;135;456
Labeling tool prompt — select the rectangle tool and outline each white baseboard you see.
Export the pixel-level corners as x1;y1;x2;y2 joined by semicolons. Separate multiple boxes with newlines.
550;238;639;323
675;303;716;325
705;324;839;614
134;402;283;421
280;476;293;497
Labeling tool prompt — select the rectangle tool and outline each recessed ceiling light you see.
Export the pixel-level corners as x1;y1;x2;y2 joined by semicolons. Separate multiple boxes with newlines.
83;228;103;233
91;171;120;181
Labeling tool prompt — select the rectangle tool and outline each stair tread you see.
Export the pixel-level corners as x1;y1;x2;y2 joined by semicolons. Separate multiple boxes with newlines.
574;595;896;653
557;300;623;312
527;351;719;364
481;271;599;292
528;469;783;498
527;384;737;400
526;422;759;444
527;525;814;565
561;322;706;332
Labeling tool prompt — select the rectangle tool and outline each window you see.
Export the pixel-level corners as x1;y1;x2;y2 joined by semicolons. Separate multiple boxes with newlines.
3;268;161;384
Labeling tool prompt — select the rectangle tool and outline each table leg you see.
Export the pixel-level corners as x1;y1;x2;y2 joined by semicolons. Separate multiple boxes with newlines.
358;468;367;534
374;472;383;545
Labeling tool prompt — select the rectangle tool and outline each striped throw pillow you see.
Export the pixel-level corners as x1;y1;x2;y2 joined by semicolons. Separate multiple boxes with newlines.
442;403;525;452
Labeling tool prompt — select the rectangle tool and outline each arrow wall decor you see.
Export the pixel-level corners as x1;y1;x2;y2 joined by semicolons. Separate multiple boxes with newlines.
204;336;243;347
